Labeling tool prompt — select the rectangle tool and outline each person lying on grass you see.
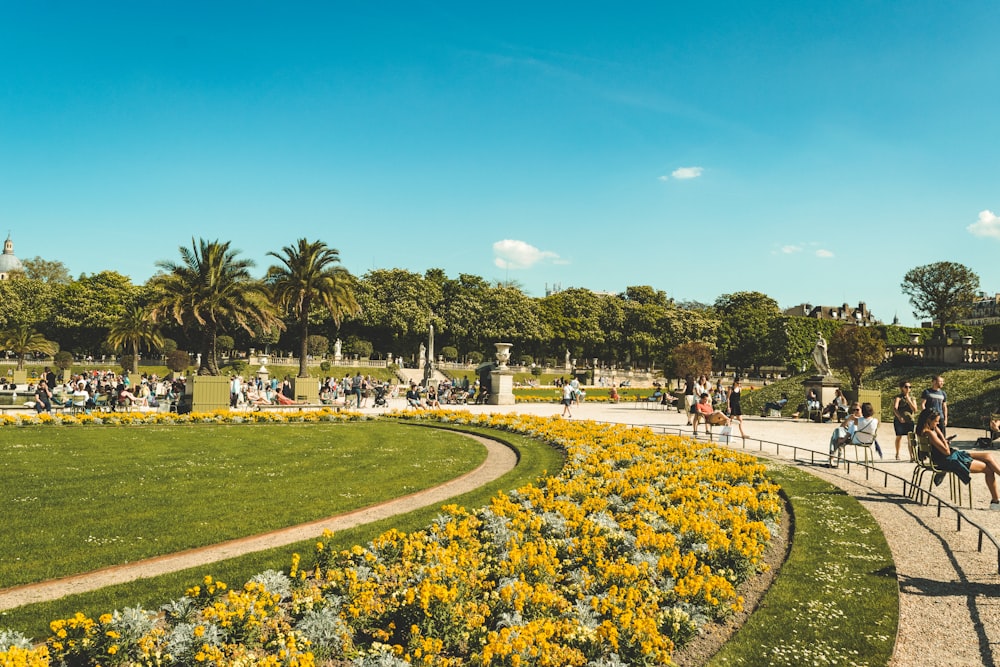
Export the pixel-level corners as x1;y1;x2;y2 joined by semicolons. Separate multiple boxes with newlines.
916;408;1000;510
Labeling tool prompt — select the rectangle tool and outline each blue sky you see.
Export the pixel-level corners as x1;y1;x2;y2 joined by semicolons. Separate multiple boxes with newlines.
3;2;1000;326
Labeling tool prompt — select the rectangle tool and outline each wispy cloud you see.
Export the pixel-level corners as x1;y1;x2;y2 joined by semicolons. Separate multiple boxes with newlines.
968;210;1000;239
493;239;561;270
815;249;834;258
780;245;803;254
671;166;703;180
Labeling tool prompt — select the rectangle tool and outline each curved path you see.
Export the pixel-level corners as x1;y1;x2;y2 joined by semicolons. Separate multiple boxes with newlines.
0;432;517;611
6;399;1000;666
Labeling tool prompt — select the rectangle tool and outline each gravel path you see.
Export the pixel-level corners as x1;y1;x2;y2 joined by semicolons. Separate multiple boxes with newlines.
4;401;1000;666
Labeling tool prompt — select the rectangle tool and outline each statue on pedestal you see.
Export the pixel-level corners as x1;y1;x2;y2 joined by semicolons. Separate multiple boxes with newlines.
812;333;831;377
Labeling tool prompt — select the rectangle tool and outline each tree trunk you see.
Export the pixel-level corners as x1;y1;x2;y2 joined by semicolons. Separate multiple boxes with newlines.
201;325;220;376
130;340;140;375
298;312;310;378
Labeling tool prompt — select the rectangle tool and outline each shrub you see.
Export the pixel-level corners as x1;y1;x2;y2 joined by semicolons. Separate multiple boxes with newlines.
166;350;192;373
53;351;74;371
320;360;332;372
306;335;329;357
441;346;458;361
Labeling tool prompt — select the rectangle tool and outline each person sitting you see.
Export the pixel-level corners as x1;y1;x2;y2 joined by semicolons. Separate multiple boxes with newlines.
761;393;789;417
828;402;860;464
691;393;730;434
425;386;441;408
821;388;848;422
319;387;334;405
34;380;53;413
917;408;1000;509
406;384;424;408
118;386;146;407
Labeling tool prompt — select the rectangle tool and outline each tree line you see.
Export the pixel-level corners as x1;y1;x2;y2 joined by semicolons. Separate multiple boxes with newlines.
0;244;981;380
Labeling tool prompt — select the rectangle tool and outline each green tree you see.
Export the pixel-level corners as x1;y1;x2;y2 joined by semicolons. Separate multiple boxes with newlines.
216;335;235;356
53;350;74;372
714;291;781;373
621;286;671;370
148;238;283;376
20;257;72;284
540;288;605;362
165;350;192;374
670;341;713;380
107;305;165;375
901;261;979;336
49;272;138;355
266;239;360;378
306;334;329;357
353;269;436;353
828;326;886;392
1;324;58;370
0;276;56;331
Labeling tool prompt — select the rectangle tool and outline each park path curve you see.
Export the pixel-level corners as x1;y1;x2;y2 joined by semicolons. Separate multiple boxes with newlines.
0;432;516;611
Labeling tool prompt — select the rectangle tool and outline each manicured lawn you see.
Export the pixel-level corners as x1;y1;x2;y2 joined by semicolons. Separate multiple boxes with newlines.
708;464;897;666
0;422;486;588
0;422;563;640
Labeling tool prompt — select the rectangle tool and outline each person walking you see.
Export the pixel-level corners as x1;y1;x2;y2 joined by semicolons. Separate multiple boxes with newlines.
727;378;747;440
560;380;574;418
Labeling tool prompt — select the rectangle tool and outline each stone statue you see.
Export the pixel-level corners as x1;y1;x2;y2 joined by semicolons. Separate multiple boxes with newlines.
419;342;426;365
334;338;342;359
812;333;831;376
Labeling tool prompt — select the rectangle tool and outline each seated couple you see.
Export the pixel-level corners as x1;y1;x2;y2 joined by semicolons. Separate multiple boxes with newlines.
692;393;730;433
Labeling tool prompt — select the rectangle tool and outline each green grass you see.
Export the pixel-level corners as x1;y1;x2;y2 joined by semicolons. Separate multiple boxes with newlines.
708;464;897;666
0;422;486;588
0;422;564;639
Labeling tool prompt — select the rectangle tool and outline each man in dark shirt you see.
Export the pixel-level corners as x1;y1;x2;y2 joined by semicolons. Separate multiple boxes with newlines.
921;375;948;438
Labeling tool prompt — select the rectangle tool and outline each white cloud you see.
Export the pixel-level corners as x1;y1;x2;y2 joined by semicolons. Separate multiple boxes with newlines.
658;175;671;182
967;210;1000;239
815;249;834;258
780;245;803;254
493;239;560;270
671;166;703;180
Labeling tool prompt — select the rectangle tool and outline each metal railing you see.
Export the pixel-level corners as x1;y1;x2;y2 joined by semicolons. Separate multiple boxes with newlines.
613;421;1000;574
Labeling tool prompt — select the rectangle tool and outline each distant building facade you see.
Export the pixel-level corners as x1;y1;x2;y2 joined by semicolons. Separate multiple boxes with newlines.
0;235;23;280
783;301;878;326
956;293;1000;326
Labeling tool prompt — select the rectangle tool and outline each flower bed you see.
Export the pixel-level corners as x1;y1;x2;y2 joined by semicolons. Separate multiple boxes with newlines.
1;410;781;666
0;407;367;427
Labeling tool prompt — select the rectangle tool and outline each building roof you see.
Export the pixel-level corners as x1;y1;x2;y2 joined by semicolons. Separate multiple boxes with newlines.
0;235;23;274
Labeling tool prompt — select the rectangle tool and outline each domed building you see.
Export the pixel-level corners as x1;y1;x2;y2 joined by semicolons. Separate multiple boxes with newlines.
0;235;24;280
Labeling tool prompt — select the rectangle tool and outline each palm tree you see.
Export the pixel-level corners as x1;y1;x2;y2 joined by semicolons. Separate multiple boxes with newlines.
147;238;283;376
1;324;58;370
266;238;360;378
107;304;164;375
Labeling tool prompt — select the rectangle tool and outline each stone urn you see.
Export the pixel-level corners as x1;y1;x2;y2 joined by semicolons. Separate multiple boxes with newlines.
494;342;513;370
909;332;921;345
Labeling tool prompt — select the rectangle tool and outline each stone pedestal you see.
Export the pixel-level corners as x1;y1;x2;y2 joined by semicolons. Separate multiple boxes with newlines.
802;374;841;407
488;370;515;405
292;377;319;404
